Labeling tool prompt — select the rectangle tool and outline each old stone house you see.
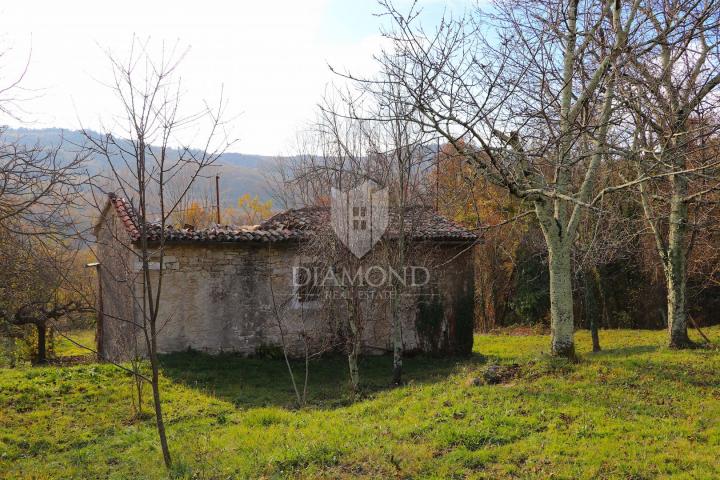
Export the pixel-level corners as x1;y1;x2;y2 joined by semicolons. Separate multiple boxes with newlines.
94;193;477;360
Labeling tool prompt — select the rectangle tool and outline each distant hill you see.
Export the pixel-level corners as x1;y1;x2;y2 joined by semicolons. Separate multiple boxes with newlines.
3;127;283;204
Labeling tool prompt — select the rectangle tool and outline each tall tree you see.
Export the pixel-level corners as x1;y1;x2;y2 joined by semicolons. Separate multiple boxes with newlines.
85;38;230;468
621;0;720;347
360;0;641;357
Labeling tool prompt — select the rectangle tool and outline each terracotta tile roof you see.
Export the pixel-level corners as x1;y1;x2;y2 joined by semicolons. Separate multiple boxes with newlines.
144;223;303;243
108;193;140;241
105;194;304;243
388;207;479;241
104;195;477;244
259;206;331;231
261;206;478;242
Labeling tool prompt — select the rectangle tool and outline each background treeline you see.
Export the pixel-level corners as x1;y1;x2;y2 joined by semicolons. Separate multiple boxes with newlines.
429;142;720;332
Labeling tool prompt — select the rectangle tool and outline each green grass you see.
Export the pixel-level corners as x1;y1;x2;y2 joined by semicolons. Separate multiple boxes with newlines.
54;329;96;358
1;328;720;479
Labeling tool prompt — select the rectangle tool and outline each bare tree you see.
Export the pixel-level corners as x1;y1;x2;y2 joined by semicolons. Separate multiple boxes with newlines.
292;103;375;392
0;232;92;363
84;38;230;468
0;131;88;239
346;0;650;358
9;301;91;362
0;40;87;241
0;48;90;349
371;83;432;385
573;186;640;352
323;77;433;383
268;271;317;407
620;0;720;348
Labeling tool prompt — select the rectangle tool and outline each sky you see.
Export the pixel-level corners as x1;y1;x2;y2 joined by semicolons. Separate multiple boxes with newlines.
0;0;471;156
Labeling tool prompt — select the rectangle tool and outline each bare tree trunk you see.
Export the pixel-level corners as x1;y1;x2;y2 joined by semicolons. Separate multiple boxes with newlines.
140;196;172;468
590;315;601;353
36;323;47;364
548;241;575;358
538;200;576;358
582;270;602;352
130;355;145;416
346;295;361;392
666;188;692;348
639;175;694;349
135;369;144;415
348;342;360;392
148;344;172;467
391;293;403;385
592;267;607;351
269;277;304;406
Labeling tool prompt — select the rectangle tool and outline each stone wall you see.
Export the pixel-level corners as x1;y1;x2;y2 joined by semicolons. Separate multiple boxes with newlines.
95;204;141;360
140;243;333;356
96;220;475;359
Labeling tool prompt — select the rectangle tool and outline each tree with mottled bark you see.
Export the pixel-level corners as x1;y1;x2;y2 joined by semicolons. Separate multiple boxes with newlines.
359;0;643;358
620;0;720;348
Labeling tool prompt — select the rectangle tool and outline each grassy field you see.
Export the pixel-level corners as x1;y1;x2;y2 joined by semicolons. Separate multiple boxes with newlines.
54;329;97;359
1;327;719;479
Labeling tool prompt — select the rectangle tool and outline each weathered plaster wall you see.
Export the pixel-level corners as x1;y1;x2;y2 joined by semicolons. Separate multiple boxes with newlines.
418;244;476;356
97;237;475;360
95;206;140;361
142;243;329;355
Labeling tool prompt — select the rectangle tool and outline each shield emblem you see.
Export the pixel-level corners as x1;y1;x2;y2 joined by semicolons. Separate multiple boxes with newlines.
331;181;389;258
